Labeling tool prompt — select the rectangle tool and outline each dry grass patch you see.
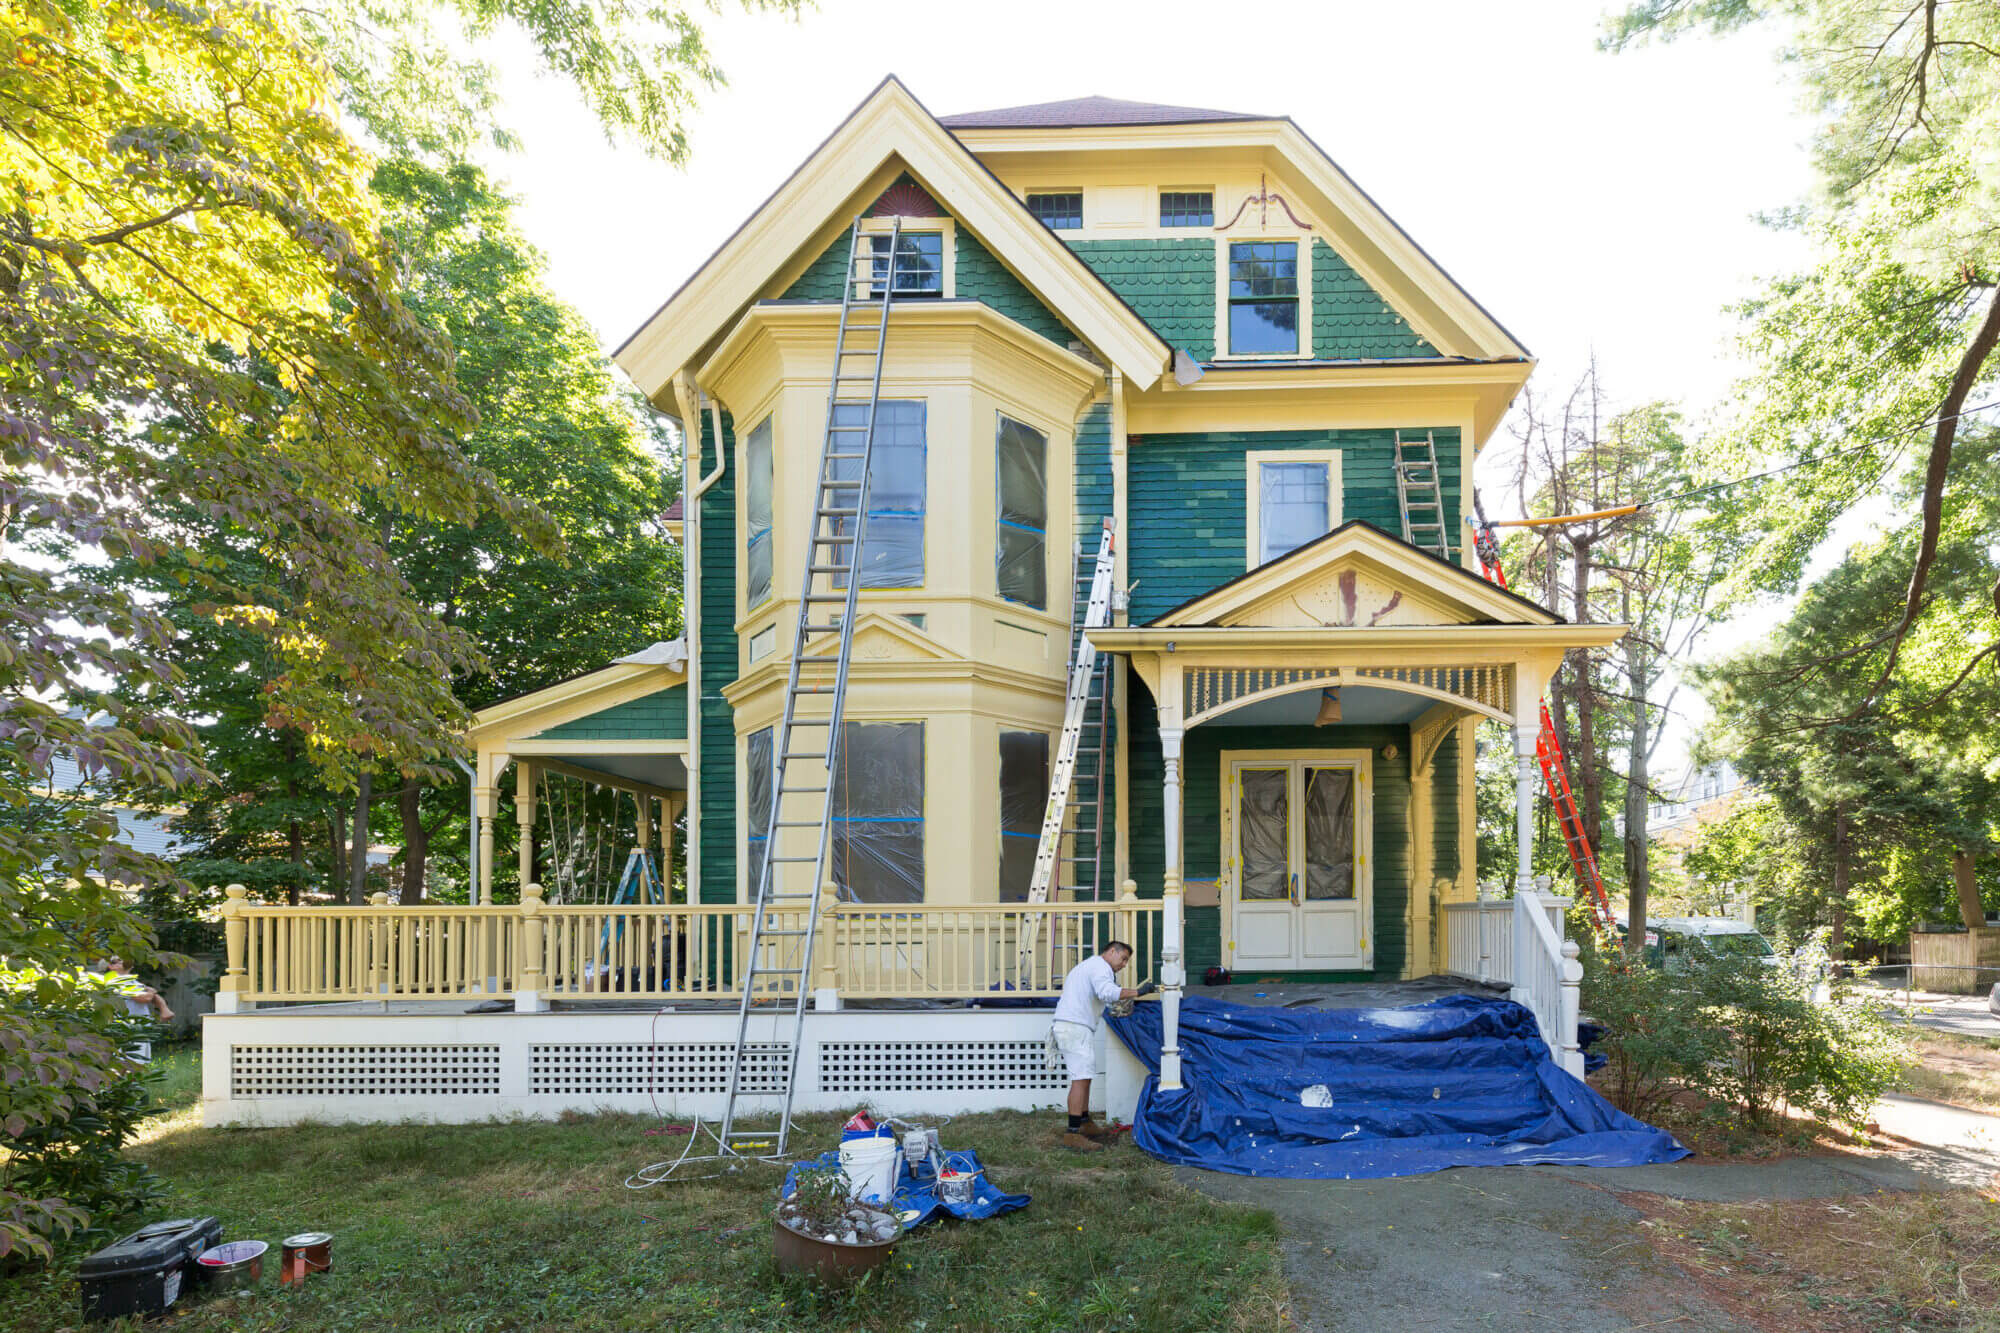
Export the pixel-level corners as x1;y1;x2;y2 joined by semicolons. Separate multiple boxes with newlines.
1631;1189;2000;1332
1898;1032;2000;1114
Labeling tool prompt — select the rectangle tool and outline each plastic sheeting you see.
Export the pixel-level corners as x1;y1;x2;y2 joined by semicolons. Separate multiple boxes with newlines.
785;1140;1030;1226
995;416;1048;608
745;727;773;892
1302;767;1354;901
1106;994;1686;1179
997;730;1048;902
829;402;925;588
830;721;924;903
744;417;774;607
1238;769;1288;900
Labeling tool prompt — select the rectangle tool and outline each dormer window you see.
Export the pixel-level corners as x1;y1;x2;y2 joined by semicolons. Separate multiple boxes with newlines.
1026;191;1083;230
1229;241;1300;355
870;232;944;296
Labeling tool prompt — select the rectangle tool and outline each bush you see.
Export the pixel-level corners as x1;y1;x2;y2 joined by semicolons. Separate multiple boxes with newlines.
1578;937;1727;1119
0;969;166;1261
1688;952;1905;1130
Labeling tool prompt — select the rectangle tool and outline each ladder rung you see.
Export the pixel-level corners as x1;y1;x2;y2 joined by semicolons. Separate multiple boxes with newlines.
753;929;810;938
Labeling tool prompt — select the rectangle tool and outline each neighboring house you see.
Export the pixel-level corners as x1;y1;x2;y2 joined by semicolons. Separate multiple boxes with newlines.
48;752;186;877
203;80;1616;1127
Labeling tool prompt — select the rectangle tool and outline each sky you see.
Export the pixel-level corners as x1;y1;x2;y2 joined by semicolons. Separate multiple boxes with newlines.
477;0;1824;773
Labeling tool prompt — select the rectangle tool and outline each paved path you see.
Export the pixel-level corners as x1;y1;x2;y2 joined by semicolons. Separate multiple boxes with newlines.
1177;1100;2000;1333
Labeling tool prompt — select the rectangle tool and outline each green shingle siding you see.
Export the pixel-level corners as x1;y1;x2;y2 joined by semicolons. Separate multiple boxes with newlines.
1310;238;1439;359
538;686;687;741
1126;427;1461;622
954;231;1075;346
1124;683;1413;979
1068;238;1215;361
1432;730;1461;883
697;409;740;906
780;225;1075;348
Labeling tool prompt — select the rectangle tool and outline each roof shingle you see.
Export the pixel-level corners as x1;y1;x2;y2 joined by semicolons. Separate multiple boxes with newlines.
939;95;1272;130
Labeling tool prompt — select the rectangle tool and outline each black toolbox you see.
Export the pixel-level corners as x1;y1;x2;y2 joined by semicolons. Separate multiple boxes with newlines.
78;1216;223;1322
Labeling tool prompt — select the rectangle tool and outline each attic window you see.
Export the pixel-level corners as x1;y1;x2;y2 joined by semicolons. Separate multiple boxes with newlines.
1026;192;1083;230
869;232;943;296
1229;241;1299;354
1160;191;1213;227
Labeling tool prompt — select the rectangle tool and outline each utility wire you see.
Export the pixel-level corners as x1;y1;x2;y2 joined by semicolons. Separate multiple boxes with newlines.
1480;395;2000;526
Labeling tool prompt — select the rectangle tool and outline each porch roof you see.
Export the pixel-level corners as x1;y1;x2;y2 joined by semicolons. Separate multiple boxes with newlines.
466;640;690;797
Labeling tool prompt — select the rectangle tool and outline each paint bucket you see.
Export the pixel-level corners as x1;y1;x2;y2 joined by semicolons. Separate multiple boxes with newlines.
195;1240;266;1294
936;1168;977;1206
838;1134;900;1204
279;1232;333;1285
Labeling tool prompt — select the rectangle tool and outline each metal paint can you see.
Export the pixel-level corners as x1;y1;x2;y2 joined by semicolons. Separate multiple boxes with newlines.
279;1232;333;1285
936;1169;977;1205
195;1240;266;1294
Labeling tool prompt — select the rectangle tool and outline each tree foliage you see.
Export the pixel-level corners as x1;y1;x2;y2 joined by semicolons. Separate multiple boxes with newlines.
1605;0;2000;717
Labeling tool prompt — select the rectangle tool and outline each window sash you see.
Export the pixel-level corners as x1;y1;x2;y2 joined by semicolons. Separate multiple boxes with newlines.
869;233;943;295
1026;192;1083;230
829;401;925;587
744;417;774;608
1159;191;1213;227
1258;460;1332;564
995;415;1048;607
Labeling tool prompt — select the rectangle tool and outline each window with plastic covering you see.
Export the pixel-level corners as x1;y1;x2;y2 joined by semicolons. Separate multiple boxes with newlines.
995;415;1047;607
745;727;773;894
1256;460;1332;565
830;721;925;902
744;418;774;608
997;731;1049;901
829;401;925;588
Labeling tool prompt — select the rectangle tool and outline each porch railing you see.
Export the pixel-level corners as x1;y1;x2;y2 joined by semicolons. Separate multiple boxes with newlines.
217;884;1162;1009
1442;884;1583;1078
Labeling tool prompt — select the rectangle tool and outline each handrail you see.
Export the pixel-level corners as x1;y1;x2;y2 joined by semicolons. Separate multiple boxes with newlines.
1512;886;1583;1078
217;888;1164;1008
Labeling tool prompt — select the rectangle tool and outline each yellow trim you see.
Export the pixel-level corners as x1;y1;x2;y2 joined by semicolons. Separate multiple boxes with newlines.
1243;449;1342;569
952;117;1530;363
1139;524;1560;630
615;78;1169;400
1094;623;1628;656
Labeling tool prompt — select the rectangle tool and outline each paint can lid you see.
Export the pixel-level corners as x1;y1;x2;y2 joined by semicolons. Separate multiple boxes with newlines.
283;1232;333;1248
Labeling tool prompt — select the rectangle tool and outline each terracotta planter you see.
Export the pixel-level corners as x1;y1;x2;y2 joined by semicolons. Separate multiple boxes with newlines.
771;1216;899;1285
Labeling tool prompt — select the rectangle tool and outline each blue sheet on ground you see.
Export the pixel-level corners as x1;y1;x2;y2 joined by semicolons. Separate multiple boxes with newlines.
1106;994;1686;1179
783;1143;1030;1226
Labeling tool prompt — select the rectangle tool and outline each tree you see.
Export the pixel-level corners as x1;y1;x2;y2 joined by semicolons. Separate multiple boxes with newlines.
2;0;764;1258
1605;1;2000;719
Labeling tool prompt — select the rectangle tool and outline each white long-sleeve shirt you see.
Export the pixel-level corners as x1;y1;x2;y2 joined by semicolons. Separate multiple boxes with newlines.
1053;955;1124;1028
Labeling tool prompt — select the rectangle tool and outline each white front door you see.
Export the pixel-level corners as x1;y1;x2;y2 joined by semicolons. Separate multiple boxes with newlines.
1227;752;1373;971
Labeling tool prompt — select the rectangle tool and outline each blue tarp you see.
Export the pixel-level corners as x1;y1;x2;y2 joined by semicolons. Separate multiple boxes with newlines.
1106;994;1686;1179
783;1140;1030;1227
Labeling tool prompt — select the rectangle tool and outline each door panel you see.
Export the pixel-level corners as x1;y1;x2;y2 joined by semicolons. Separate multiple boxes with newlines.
1229;756;1371;971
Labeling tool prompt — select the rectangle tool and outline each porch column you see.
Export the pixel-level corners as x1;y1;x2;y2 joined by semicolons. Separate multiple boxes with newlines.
661;795;679;899
476;754;504;906
515;762;536;903
1159;724;1185;1092
1511;719;1538;1004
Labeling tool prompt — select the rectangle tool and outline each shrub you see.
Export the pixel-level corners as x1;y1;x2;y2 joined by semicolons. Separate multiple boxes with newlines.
1688;952;1905;1130
1578;938;1727;1119
0;968;166;1260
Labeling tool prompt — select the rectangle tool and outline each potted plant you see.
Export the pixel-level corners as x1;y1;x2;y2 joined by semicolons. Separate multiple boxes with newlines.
772;1162;903;1284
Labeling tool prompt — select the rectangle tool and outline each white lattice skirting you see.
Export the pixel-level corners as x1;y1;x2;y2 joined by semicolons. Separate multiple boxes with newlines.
201;1008;1145;1127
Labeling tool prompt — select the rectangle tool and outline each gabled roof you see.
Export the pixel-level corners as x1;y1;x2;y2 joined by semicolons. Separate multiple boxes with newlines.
939;96;1272;130
1146;521;1563;629
615;77;1171;403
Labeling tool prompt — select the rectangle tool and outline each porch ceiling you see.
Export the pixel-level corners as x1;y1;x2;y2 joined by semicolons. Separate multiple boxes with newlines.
1204;683;1431;728
521;751;689;793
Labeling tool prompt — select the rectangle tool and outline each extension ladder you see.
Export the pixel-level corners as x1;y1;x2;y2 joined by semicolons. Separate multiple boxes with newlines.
714;219;907;1158
1469;501;1615;927
1017;521;1117;979
1394;430;1452;562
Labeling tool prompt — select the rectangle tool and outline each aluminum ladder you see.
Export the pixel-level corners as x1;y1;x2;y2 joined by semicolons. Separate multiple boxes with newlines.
1018;520;1117;977
1394;429;1452;561
1469;500;1615;928
714;218;905;1159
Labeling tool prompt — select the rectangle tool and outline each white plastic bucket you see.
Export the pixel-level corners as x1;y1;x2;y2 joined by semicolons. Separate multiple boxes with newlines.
838;1135;900;1204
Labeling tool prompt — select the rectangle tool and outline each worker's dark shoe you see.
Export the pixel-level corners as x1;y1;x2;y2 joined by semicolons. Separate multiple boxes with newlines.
1076;1118;1113;1140
1060;1130;1106;1152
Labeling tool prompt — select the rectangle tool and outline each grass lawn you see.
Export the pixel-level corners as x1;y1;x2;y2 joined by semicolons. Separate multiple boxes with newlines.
1632;1189;2000;1333
2;1047;1289;1332
1898;1030;2000;1114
